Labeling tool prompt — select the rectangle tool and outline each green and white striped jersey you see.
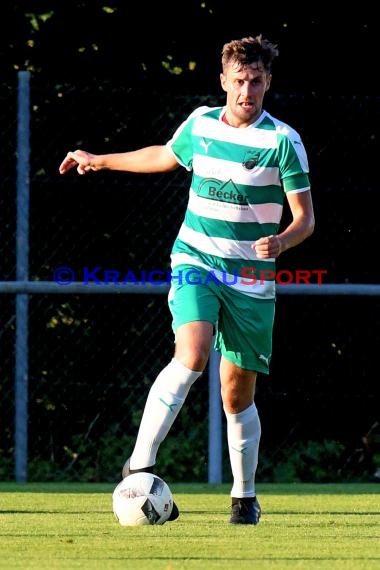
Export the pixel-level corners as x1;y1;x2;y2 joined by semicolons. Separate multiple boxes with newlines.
166;106;310;300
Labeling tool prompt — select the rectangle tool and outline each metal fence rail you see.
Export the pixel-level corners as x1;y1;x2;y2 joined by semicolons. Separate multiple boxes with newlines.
3;282;380;295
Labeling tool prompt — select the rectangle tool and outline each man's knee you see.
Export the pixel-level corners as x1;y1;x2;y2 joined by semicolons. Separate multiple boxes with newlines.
174;346;210;372
174;321;213;371
220;363;257;413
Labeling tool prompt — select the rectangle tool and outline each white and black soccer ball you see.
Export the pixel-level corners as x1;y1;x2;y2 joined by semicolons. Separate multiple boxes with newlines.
112;472;174;526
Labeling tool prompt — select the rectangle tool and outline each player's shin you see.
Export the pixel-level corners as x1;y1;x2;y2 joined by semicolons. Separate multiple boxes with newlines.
225;403;261;498
129;357;202;469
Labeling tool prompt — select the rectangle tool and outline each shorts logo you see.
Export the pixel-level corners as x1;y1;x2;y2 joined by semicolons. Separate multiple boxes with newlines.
258;354;270;366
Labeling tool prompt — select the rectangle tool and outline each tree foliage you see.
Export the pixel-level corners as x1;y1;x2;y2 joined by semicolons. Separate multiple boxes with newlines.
1;2;377;94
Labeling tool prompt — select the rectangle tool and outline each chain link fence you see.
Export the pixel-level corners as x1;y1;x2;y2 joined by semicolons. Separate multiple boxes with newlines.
1;76;379;482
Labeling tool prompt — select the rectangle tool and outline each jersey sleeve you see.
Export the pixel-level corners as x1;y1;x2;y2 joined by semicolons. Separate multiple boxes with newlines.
166;106;212;171
277;128;311;194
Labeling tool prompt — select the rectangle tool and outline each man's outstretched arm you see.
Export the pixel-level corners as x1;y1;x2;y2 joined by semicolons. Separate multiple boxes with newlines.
59;145;179;176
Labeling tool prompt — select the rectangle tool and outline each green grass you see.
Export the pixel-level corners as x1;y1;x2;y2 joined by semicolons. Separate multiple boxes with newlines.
0;483;379;569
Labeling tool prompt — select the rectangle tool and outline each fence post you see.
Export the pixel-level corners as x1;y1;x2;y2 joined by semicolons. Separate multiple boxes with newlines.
208;344;222;483
15;70;31;483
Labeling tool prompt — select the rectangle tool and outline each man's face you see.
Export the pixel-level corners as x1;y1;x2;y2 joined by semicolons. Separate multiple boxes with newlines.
220;62;271;127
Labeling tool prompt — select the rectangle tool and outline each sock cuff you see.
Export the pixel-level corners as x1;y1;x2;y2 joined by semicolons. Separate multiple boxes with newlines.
170;357;203;382
224;403;258;424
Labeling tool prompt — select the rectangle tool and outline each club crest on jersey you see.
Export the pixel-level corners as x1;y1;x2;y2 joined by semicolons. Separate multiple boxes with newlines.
242;151;260;171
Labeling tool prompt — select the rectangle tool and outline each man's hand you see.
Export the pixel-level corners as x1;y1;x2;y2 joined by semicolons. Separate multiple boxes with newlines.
253;235;282;259
59;150;97;175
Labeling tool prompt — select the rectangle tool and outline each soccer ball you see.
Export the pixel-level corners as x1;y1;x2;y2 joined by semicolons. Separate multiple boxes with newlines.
112;472;174;526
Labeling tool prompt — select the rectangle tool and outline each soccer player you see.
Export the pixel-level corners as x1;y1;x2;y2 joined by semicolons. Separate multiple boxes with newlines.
59;35;315;524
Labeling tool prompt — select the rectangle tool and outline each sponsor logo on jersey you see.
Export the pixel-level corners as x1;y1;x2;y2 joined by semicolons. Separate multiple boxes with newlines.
197;178;249;204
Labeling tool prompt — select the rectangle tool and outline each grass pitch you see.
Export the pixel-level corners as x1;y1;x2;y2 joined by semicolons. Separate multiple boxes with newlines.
0;482;379;569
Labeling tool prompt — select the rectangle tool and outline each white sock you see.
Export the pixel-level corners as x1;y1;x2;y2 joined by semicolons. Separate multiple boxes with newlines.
224;403;261;498
129;358;202;469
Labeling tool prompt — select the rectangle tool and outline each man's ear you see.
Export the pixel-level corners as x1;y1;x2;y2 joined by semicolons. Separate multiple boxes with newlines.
265;74;272;91
220;73;228;93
